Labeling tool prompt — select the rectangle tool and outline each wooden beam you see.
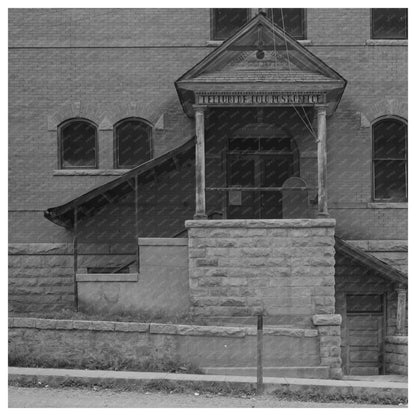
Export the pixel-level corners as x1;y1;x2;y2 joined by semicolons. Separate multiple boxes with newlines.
193;105;207;219
316;105;329;217
396;287;407;335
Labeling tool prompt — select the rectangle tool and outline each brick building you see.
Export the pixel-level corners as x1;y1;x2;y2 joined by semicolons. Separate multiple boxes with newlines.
9;8;407;377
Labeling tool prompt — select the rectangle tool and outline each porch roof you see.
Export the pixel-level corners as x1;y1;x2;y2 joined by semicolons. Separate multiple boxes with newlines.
44;137;195;228
335;236;407;286
175;13;347;117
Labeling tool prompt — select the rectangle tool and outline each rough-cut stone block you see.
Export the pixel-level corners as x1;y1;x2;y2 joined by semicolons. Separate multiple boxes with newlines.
385;352;407;366
35;319;57;329
317;326;341;336
114;322;149;332
90;321;115;331
8;243;72;255
73;320;95;330
55;320;74;330
196;258;218;267
313;314;342;326
320;336;341;348
13;317;37;328
149;323;178;334
329;368;343;379
176;324;246;338
385;336;408;345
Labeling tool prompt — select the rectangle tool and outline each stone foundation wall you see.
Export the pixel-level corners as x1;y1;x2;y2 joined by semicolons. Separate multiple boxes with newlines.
385;336;408;375
186;219;336;325
9;318;321;370
9;244;75;312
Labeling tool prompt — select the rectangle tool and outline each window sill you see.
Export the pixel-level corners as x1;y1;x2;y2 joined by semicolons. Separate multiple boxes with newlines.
206;39;312;47
366;39;407;46
76;273;139;282
367;202;408;209
53;169;130;176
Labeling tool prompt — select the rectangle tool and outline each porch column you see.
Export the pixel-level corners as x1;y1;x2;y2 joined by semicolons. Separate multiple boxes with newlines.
193;105;207;219
396;286;407;335
315;105;329;217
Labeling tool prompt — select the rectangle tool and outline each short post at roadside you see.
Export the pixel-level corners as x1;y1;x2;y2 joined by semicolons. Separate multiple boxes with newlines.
257;313;264;395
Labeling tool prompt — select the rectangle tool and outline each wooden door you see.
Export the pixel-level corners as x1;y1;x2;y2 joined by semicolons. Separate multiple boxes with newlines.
345;294;385;375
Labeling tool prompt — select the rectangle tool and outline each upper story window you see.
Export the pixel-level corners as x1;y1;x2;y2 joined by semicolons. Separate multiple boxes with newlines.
267;9;306;39
211;9;250;40
371;9;407;39
59;119;97;169
114;118;152;169
372;118;407;202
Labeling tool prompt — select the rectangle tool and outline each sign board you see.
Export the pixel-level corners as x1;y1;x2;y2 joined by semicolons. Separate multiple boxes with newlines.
196;92;325;106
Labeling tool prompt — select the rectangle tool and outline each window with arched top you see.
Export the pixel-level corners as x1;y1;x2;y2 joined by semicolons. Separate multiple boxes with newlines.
59;119;97;169
114;118;152;169
372;117;407;202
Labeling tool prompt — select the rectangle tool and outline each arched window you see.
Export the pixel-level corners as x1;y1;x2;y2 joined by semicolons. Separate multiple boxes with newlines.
59;119;97;169
372;117;407;202
114;118;152;169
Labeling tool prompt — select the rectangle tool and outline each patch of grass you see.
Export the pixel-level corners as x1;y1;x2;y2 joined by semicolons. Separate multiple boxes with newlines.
9;308;210;326
9;378;256;398
271;387;407;406
8;352;203;375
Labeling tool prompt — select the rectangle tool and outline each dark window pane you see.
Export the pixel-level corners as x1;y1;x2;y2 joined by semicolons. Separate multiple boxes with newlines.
346;295;383;313
373;120;407;159
229;157;255;186
212;9;249;40
229;138;259;151
61;121;96;168
269;9;305;39
116;120;151;168
374;160;406;201
260;138;292;151
372;9;407;39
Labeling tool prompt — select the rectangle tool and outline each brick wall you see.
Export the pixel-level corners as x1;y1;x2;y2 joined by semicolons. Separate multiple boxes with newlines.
186;219;336;325
8;8;408;244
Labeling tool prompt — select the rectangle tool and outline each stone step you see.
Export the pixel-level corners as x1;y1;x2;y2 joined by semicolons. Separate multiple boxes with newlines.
201;366;330;379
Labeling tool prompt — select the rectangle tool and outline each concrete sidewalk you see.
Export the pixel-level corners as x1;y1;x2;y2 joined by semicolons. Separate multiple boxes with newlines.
8;367;407;399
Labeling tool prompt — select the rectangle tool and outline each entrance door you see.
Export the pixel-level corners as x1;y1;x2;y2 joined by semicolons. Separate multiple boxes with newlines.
226;137;296;219
345;294;385;375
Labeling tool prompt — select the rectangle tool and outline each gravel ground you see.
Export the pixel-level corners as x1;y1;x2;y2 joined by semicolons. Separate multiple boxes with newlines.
8;386;401;408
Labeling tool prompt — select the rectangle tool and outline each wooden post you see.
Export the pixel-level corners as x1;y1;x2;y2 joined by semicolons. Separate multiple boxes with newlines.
396;286;407;335
316;105;329;217
257;314;264;395
135;175;140;273
73;207;78;311
193;105;207;219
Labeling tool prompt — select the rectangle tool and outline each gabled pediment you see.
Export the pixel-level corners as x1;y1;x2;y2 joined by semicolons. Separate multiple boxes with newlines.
176;13;346;116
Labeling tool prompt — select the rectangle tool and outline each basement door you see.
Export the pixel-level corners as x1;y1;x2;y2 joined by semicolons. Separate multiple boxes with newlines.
345;294;385;375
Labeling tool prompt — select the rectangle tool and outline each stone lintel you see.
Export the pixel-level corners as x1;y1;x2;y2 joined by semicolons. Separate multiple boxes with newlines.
76;273;139;282
385;336;408;345
186;219;336;229
138;238;188;246
312;314;342;326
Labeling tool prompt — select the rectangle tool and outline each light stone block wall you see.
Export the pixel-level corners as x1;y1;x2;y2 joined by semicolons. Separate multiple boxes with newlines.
8;318;321;370
385;336;408;375
186;219;336;325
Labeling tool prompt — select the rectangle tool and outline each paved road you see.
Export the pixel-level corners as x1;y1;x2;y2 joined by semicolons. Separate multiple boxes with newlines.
8;386;400;408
